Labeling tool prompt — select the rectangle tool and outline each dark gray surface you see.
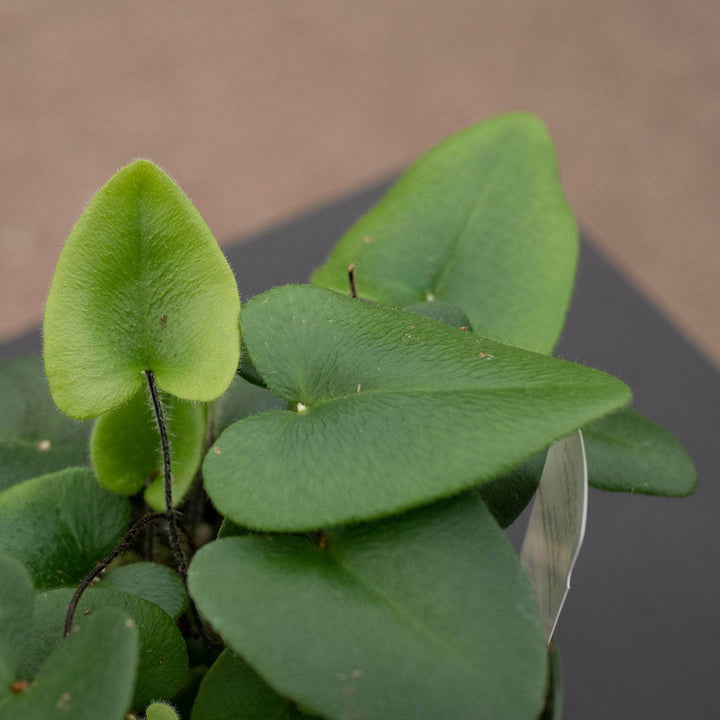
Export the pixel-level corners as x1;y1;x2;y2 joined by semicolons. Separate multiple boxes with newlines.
3;181;717;718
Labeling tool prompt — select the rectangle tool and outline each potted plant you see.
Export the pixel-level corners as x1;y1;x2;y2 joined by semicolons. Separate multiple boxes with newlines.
0;113;696;719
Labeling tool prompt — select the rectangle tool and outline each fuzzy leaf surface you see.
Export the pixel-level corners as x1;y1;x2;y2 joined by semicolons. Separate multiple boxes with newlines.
0;609;138;720
0;554;34;698
189;494;547;720
191;649;319;720
204;285;630;530
90;389;206;508
0;356;90;492
0;468;129;589
43;159;240;419
27;587;187;709
100;562;188;620
312;113;577;354
147;703;181;720
583;408;697;496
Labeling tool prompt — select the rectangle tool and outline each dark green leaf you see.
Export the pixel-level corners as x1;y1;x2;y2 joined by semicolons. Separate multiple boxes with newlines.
403;300;473;330
26;587;188;709
43;160;241;420
0;356;90;493
211;375;286;438
216;519;251;539
0;468;129;589
90;389;206;508
99;562;188;620
0;554;34;698
312;113;577;354
204;285;630;531
237;337;269;389
0;609;138;720
477;450;545;528
584;408;696;496
539;644;563;720
192;649;319;720
189;494;547;720
170;666;208;720
0;442;90;496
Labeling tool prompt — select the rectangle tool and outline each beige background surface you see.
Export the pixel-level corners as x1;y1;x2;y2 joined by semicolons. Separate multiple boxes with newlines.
1;1;718;364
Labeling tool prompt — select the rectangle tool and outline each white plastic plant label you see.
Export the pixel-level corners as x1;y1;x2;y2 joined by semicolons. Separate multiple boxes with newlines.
520;429;588;644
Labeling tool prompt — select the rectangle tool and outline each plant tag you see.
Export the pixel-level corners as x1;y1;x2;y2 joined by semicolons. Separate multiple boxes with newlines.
520;429;587;644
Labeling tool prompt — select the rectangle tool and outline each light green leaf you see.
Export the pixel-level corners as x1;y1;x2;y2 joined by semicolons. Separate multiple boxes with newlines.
204;285;630;531
146;702;180;720
0;468;129;589
99;562;188;620
43;159;241;420
0;609;138;720
90;389;206;508
26;587;188;710
0;554;34;699
189;494;547;720
192;649;319;720
0;356;90;493
584;408;697;496
312;113;577;354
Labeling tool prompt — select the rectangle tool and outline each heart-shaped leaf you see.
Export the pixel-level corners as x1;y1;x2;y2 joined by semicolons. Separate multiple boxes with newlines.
0;468;130;589
583;408;697;496
204;285;630;531
26;587;188;710
191;650;320;720
189;493;548;720
44;159;241;420
99;562;188;621
0;554;34;699
0;356;91;493
0;608;138;720
312;113;577;354
90;389;206;508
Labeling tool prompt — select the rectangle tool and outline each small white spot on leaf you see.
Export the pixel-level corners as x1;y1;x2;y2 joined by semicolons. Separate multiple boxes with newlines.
56;692;71;711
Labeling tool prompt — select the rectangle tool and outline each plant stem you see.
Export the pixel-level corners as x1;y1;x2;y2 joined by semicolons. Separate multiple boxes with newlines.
145;518;155;562
63;512;167;637
144;371;218;645
145;369;188;579
347;262;358;299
